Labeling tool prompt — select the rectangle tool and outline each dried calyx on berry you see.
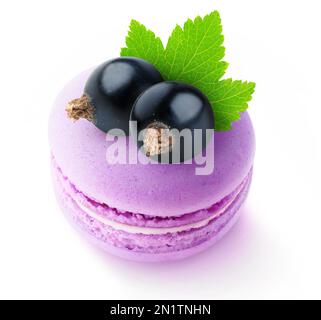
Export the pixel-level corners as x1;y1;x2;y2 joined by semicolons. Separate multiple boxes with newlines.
66;57;163;135
130;81;214;163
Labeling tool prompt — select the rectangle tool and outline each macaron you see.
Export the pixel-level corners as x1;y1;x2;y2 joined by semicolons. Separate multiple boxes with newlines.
48;69;255;262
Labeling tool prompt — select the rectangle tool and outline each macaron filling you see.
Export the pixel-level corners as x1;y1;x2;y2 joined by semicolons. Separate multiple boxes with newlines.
53;155;250;235
53;156;252;256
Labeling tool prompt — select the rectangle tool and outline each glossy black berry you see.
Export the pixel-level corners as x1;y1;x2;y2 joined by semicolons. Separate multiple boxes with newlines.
130;81;214;163
67;57;163;135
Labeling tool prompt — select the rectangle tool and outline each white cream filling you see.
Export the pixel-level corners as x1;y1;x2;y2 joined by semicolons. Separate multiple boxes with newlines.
75;184;243;235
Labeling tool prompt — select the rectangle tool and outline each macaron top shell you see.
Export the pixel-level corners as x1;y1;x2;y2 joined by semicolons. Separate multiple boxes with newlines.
49;69;255;217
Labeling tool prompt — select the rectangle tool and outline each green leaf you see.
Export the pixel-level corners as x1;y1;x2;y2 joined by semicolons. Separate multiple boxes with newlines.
162;11;228;88
208;79;256;131
120;12;255;131
120;19;165;72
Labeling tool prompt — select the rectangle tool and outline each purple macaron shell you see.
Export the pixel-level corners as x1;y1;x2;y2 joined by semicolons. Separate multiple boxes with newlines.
52;156;247;228
48;69;255;217
52;159;252;261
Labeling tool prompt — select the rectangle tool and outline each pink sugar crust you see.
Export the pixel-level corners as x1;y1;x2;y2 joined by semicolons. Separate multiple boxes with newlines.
52;160;252;261
48;69;255;217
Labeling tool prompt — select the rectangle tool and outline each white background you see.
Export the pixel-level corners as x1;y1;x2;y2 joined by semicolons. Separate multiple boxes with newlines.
0;0;321;299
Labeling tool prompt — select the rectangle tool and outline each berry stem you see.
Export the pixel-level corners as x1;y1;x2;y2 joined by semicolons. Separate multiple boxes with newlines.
66;94;94;122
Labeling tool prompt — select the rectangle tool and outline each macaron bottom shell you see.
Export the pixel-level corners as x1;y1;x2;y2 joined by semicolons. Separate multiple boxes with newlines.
52;158;252;262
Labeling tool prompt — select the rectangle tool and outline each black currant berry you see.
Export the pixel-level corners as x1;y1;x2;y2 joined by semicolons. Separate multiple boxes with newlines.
66;57;163;135
130;81;214;163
